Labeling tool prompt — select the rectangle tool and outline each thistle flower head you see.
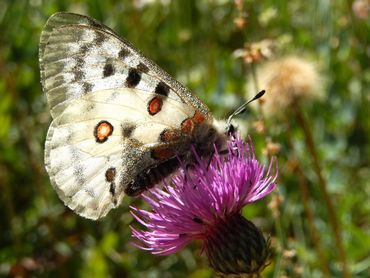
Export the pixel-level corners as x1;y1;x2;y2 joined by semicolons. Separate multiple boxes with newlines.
352;0;370;19
247;56;323;117
130;136;278;275
234;39;274;64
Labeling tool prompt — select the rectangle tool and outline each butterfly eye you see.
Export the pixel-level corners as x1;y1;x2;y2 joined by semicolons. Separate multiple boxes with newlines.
226;123;235;135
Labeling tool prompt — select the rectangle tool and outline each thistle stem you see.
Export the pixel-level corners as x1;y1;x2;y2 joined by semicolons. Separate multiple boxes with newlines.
272;212;284;278
286;121;331;277
292;104;350;278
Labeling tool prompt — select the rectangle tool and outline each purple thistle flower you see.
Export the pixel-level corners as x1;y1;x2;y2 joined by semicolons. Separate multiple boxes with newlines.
130;136;278;275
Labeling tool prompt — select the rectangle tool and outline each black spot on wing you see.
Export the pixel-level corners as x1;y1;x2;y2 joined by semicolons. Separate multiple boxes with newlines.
86;103;96;112
80;45;89;55
72;57;85;82
106;167;117;205
118;48;130;59
137;63;149;73
122;123;136;137
73;70;84;82
110;182;117;204
73;164;85;187
155;82;170;97
125;68;141;88
105;167;116;182
103;63;115;78
82;82;93;93
94;32;105;46
127;138;142;148
75;56;85;68
84;188;95;198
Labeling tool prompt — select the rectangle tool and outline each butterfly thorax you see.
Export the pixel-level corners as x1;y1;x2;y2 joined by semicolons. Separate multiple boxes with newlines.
125;117;227;197
189;119;227;158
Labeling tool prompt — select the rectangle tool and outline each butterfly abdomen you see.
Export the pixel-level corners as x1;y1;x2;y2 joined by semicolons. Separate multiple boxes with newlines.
125;157;180;196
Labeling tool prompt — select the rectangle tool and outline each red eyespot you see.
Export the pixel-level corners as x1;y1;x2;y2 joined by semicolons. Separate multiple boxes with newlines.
180;110;206;134
94;120;114;143
151;145;175;160
160;129;181;143
193;110;206;123
181;118;194;134
148;96;163;115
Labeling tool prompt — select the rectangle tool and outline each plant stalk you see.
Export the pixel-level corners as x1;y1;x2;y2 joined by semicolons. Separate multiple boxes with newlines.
293;104;350;278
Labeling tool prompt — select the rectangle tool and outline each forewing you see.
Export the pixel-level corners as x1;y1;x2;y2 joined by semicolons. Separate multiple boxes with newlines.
39;12;211;119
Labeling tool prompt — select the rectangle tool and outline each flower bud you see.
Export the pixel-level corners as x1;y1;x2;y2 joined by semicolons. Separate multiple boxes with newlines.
204;214;272;276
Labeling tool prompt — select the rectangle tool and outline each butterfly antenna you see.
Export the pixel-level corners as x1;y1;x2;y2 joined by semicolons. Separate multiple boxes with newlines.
226;89;265;127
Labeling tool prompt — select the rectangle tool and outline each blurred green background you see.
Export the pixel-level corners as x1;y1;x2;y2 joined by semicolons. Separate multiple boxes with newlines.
0;0;369;277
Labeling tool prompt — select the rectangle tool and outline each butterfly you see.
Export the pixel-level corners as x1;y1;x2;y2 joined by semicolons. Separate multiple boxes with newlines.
40;12;261;220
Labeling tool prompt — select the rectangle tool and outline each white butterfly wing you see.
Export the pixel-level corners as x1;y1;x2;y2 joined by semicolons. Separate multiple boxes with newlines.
40;13;213;219
46;89;193;219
